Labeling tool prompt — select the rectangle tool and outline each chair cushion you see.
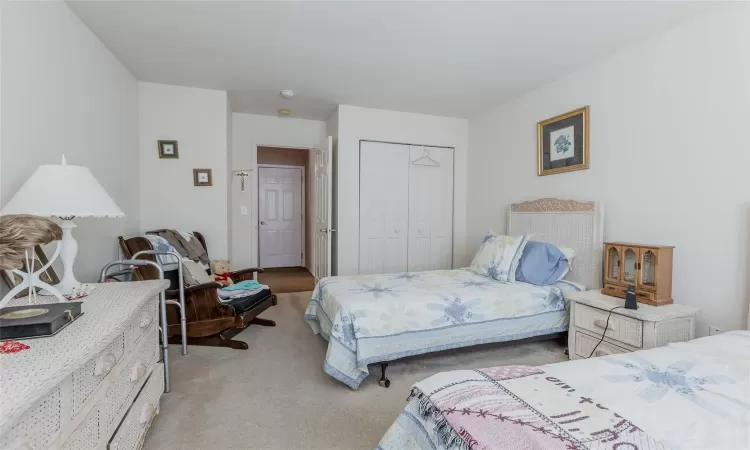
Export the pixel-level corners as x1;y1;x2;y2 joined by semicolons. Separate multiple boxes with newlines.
221;289;273;314
182;259;214;285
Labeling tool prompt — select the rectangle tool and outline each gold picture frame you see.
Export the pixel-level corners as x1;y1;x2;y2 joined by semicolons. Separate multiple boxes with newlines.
193;168;213;186
158;140;179;159
537;106;589;176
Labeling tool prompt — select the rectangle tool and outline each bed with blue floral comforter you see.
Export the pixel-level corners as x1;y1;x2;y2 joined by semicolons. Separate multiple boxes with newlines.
304;269;583;389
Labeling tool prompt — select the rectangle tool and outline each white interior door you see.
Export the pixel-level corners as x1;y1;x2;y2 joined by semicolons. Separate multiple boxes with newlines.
407;146;454;271
259;166;303;268
359;142;410;275
312;136;333;280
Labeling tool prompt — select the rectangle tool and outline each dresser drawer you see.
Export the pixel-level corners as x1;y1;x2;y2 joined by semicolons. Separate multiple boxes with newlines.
0;387;63;450
574;303;643;348
72;332;126;417
108;363;164;450
574;331;630;358
128;301;158;347
104;326;159;428
602;284;655;303
62;403;101;450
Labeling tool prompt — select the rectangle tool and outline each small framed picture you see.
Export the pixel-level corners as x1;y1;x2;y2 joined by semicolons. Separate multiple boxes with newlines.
158;140;179;159
537;106;589;176
193;168;212;186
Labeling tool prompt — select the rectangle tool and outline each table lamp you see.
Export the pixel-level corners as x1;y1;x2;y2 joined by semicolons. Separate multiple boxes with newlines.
1;156;124;294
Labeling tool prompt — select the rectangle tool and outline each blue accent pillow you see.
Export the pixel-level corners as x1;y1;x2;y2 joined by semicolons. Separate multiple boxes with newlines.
515;241;569;286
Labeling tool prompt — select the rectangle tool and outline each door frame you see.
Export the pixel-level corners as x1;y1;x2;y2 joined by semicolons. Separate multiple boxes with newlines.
256;164;306;268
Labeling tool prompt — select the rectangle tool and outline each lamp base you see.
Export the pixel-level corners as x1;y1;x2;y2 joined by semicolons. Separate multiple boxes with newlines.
53;279;81;296
55;219;80;295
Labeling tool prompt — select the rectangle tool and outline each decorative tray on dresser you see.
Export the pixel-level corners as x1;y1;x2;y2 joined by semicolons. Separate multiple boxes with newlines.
0;280;169;450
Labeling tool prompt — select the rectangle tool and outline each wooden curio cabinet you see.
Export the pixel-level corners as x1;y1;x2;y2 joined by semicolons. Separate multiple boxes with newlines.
601;242;673;306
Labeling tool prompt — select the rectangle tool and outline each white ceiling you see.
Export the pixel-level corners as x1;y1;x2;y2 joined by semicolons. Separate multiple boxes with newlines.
68;1;712;120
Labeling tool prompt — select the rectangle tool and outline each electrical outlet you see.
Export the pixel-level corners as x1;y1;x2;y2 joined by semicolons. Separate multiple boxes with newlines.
709;326;725;336
240;206;248;216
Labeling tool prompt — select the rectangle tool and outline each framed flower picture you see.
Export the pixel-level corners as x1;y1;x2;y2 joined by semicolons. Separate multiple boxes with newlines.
537;106;589;176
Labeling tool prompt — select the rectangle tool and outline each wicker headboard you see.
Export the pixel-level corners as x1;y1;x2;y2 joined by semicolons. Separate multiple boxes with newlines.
508;198;603;290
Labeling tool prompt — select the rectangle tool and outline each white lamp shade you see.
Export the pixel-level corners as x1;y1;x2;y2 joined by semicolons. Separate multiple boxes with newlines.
1;160;124;218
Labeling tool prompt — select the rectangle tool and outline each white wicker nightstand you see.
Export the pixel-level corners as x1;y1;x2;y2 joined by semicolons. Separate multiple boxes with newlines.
567;290;700;360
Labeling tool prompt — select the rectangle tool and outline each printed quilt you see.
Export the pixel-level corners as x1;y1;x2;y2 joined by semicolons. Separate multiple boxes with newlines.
378;331;750;449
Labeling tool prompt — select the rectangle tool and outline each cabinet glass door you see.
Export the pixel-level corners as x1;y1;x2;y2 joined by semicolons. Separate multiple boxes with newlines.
604;245;622;284
638;248;658;291
622;247;638;285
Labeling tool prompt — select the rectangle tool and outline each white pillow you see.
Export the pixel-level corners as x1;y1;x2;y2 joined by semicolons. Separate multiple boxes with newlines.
469;232;532;282
556;247;576;281
182;259;214;286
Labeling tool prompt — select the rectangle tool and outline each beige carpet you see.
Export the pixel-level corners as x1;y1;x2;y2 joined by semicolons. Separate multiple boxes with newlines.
143;292;568;450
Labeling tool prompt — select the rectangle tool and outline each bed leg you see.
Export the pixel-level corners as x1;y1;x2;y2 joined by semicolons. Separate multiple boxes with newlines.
379;362;391;388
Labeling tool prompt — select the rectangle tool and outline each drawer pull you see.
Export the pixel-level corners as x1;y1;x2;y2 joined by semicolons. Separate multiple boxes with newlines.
130;362;147;383
139;312;153;328
593;319;616;332
139;403;157;425
94;352;116;376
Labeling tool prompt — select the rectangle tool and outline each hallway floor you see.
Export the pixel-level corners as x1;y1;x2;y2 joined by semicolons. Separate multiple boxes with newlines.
256;267;316;293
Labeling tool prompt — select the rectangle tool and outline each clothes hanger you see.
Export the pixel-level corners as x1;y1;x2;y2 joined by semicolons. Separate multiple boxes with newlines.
411;146;440;167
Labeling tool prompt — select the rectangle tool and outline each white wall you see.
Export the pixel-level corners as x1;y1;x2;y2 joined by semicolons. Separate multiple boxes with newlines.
138;82;229;259
1;2;139;282
336;105;469;276
468;3;750;334
231;113;326;269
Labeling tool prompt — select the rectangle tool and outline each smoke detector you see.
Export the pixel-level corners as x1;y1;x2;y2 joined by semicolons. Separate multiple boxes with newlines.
280;90;295;99
278;108;292;116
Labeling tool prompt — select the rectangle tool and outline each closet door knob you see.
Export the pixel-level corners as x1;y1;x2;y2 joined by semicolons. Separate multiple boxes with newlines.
394;229;400;234
260;221;266;225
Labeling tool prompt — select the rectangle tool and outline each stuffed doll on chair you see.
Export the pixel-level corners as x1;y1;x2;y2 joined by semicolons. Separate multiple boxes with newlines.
211;259;234;286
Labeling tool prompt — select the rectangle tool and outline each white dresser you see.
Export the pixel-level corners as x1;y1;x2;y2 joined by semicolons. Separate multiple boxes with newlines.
0;280;169;450
568;289;700;360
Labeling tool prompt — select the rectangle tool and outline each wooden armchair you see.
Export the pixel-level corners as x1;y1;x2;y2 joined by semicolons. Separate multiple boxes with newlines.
118;232;277;350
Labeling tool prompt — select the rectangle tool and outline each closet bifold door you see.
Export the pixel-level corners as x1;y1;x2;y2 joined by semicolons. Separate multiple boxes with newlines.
407;145;454;272
359;142;410;274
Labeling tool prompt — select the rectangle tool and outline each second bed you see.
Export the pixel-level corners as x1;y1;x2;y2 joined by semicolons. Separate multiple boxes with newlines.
304;198;603;389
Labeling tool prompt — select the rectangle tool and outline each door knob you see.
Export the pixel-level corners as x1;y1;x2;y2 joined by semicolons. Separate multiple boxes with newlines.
260;221;266;225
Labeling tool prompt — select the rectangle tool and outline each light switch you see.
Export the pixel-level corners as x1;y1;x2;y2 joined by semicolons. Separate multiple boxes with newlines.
240;206;248;215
